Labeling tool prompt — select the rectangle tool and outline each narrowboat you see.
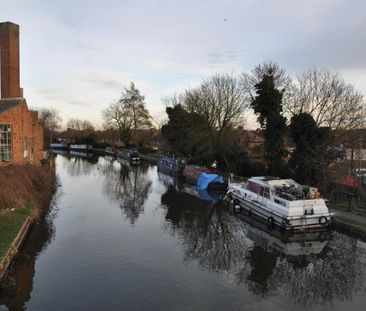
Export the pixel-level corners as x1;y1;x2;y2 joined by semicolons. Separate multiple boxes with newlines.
183;165;226;191
227;175;333;231
105;147;117;156
50;142;68;150
117;148;140;164
157;155;186;176
69;144;93;152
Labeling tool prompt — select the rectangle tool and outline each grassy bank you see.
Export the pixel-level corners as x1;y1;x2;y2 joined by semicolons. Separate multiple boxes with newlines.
0;164;55;265
0;206;32;259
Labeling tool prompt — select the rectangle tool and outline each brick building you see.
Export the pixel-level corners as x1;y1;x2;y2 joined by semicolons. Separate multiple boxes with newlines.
0;22;44;166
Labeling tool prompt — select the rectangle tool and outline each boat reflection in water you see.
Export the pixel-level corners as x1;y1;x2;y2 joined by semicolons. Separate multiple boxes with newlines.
160;173;365;308
158;172;224;203
69;150;93;158
236;212;328;256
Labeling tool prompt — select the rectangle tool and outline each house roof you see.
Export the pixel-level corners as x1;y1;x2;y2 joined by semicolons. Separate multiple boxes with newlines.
0;98;25;114
336;175;359;188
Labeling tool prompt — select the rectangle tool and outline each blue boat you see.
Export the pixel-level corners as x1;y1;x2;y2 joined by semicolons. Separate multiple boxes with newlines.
157;155;186;176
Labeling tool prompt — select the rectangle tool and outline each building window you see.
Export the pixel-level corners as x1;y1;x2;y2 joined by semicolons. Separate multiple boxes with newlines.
24;136;29;158
0;124;12;161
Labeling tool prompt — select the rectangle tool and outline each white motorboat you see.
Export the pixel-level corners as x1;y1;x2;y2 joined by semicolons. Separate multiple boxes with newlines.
227;175;333;231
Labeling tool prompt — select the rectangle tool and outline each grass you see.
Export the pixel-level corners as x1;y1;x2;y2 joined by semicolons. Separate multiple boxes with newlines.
0;165;55;270
329;198;366;217
0;205;32;260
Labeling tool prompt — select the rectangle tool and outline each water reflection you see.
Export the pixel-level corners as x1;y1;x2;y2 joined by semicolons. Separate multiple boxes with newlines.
160;178;366;307
60;153;99;177
0;155;365;310
0;200;57;310
103;159;152;224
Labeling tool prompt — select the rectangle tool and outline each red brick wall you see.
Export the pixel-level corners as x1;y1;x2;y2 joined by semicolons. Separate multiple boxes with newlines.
0;22;21;98
0;101;44;167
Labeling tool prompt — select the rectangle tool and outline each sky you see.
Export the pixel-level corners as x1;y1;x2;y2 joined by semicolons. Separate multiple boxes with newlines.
1;0;366;129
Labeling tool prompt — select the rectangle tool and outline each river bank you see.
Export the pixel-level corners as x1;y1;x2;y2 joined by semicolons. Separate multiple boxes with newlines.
0;164;56;281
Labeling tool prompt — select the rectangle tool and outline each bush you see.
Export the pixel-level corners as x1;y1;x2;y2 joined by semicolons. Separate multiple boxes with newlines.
0;165;56;212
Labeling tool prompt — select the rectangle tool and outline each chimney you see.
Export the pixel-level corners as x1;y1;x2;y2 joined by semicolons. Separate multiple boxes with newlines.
0;22;21;98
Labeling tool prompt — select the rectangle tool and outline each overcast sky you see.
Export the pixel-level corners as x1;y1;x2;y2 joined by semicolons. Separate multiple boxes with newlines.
1;0;366;128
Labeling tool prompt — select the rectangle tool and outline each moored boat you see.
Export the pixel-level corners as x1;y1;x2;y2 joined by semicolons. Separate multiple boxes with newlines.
70;144;93;152
117;148;140;164
227;175;333;231
50;142;68;150
183;165;226;191
105;146;117;156
157;155;186;176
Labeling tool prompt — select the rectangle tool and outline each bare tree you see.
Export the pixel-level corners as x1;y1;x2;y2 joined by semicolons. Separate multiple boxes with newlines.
183;73;247;134
102;82;152;145
241;61;291;103
66;118;94;131
37;107;62;147
121;82;152;130
102;99;134;145
285;68;366;131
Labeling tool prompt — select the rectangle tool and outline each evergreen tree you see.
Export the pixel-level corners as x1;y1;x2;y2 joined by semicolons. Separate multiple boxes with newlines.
289;113;332;186
251;73;287;176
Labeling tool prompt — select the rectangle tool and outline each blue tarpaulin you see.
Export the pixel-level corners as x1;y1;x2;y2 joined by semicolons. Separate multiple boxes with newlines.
197;172;225;190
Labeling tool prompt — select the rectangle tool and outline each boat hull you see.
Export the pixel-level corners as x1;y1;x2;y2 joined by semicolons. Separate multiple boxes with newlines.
227;191;332;231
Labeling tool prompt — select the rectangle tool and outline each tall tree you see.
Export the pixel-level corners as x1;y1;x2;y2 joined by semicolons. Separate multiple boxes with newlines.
241;61;291;104
102;82;152;145
37;107;62;148
285;68;366;131
121;82;152;131
162;74;247;168
289;113;333;186
251;73;287;175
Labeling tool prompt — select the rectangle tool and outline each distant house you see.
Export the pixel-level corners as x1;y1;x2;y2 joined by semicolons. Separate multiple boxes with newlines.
0;22;43;166
233;126;264;155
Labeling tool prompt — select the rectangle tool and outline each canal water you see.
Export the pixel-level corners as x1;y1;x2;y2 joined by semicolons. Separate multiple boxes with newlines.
1;154;366;310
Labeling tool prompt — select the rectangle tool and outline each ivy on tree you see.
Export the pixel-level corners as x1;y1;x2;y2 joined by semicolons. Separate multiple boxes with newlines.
251;73;287;176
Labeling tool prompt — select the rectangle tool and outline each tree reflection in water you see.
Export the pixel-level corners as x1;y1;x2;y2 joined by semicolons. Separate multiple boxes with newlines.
60;153;99;177
161;186;249;273
161;184;366;307
103;159;152;224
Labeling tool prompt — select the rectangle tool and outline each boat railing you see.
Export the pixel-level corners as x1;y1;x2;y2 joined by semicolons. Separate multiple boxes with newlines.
229;173;248;185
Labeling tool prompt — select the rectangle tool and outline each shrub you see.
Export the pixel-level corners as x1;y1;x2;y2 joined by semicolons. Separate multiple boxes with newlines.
0;165;56;212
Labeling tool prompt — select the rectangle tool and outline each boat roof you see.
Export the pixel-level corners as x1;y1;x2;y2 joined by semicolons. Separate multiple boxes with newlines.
249;176;300;187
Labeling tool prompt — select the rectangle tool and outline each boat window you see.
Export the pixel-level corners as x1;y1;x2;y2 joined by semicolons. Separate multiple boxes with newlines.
258;186;270;199
248;181;260;193
263;187;270;199
259;186;264;196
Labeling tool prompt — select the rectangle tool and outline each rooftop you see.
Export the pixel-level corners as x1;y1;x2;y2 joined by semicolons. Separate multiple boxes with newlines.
0;98;25;114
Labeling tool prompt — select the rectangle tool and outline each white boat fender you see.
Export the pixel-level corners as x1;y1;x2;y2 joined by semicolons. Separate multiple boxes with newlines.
233;205;241;213
319;216;328;226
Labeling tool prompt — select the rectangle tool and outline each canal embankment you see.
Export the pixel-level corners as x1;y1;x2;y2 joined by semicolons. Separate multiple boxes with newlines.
0;164;56;281
331;208;366;239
